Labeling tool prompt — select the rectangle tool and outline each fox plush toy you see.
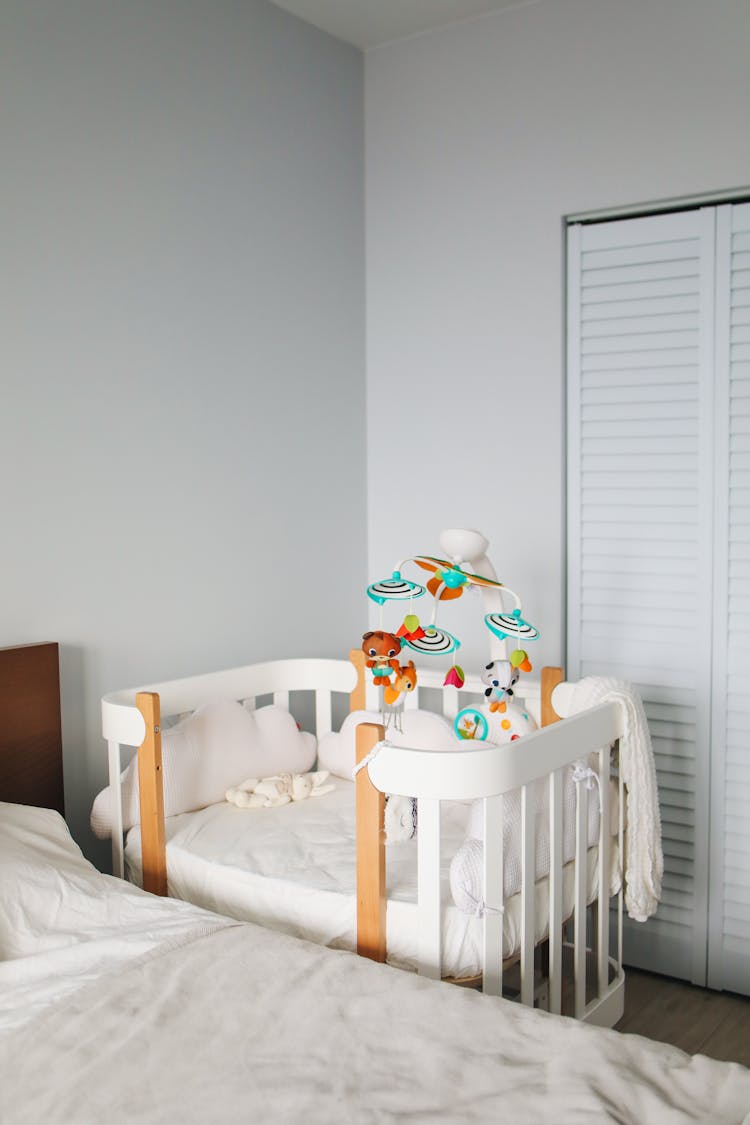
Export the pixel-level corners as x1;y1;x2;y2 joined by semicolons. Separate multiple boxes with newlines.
384;660;417;706
383;660;417;732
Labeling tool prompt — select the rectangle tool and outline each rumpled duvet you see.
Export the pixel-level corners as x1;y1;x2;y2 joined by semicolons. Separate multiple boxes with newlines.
2;921;749;1125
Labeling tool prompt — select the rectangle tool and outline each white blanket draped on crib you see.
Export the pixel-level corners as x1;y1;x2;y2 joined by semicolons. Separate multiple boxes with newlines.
566;677;663;923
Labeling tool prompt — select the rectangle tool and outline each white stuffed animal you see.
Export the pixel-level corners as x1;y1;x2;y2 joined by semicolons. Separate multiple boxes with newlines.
384;794;417;844
481;659;520;713
226;770;335;809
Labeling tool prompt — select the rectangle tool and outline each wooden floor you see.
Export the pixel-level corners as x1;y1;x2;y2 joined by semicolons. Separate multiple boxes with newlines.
616;967;750;1067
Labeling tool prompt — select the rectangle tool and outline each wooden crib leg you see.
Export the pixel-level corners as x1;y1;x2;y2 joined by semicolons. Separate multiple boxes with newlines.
136;691;167;897
356;721;386;962
541;667;565;727
349;648;367;712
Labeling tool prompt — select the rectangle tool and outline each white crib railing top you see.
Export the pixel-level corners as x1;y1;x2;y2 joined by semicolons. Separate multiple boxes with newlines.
367;702;623;800
101;657;359;747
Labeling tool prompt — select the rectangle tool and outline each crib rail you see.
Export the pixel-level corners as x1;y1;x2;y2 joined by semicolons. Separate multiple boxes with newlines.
102;657;359;746
364;703;619;799
360;698;626;1024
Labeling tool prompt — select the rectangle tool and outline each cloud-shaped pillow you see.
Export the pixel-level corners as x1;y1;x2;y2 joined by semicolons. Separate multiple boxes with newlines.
91;701;316;838
317;708;486;780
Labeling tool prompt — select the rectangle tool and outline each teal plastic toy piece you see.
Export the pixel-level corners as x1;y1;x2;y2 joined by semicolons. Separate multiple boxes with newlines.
367;571;426;605
454;707;489;741
484;609;540;642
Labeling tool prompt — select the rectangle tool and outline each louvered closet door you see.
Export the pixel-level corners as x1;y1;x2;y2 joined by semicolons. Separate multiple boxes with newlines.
567;210;715;983
709;202;750;994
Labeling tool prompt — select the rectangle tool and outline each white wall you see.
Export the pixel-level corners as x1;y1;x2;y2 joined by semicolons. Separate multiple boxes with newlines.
365;0;750;672
0;0;365;862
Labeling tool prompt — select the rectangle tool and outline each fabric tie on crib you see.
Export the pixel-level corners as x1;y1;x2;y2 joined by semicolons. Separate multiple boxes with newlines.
570;762;601;793
450;837;505;919
353;742;418;845
351;740;386;778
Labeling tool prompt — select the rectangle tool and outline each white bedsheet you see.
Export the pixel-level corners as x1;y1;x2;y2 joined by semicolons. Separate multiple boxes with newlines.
125;781;619;978
2;921;749;1125
0;800;233;1031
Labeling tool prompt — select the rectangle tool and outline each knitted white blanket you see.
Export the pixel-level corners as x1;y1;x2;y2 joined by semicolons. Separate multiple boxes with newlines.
566;676;663;923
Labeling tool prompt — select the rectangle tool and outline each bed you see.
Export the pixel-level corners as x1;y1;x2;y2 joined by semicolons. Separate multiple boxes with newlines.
98;648;645;1024
3;802;750;1125
3;640;750;1124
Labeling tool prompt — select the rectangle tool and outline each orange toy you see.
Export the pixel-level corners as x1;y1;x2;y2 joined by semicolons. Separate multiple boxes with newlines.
361;631;402;682
384;661;417;706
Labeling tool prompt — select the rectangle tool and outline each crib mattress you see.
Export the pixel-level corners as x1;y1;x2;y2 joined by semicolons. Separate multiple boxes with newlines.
125;781;619;979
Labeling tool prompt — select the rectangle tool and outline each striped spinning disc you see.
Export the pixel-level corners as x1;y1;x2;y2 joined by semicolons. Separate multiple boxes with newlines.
484;612;539;641
367;577;426;604
403;627;460;655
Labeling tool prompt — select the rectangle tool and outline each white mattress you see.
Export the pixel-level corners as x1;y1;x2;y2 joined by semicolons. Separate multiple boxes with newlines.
125;781;620;979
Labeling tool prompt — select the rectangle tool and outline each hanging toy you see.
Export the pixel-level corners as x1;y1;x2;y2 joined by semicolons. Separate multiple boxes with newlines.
361;534;539;747
510;648;533;673
397;613;426;643
481;659;521;713
384;661;417;704
361;631;402;684
383;661;418;733
443;665;465;689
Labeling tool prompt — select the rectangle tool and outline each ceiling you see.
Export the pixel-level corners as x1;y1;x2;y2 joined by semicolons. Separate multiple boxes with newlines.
269;0;531;49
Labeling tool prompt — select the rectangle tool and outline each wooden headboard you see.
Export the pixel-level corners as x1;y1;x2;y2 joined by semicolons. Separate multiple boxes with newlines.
0;643;64;815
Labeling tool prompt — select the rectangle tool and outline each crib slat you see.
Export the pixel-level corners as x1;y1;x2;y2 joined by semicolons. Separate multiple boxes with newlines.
273;690;290;712
548;768;563;1015
417;797;442;979
108;740;125;879
597;746;611;998
315;690;332;737
617;743;624;972
441;685;459;721
482;795;504;996
520;784;535;1007
404;688;419;711
574;776;589;1018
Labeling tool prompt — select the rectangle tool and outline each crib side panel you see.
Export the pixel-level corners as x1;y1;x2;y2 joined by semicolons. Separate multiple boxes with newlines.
366;699;625;1023
367;703;622;800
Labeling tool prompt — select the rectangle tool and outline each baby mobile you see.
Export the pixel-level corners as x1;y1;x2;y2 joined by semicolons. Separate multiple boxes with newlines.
360;538;540;740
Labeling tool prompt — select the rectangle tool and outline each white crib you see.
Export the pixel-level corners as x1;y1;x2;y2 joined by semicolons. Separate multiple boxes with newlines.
101;652;626;1026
